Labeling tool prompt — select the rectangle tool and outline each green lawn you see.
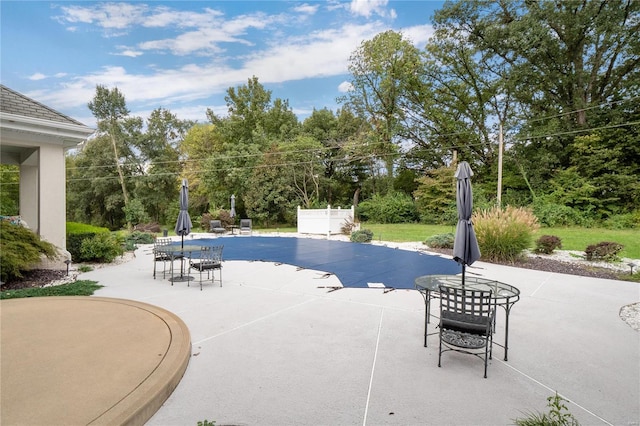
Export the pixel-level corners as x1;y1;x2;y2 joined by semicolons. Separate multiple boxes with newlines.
360;223;640;259
170;222;639;259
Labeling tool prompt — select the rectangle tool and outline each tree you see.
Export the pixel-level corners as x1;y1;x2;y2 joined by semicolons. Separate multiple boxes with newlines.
301;107;369;205
67;135;130;228
407;18;516;174
180;124;224;212
134;108;193;224
87;85;138;228
433;0;640;215
244;146;297;225
204;76;300;212
341;30;424;176
279;135;324;208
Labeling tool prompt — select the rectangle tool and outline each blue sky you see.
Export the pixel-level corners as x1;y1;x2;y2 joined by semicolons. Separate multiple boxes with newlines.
1;1;444;127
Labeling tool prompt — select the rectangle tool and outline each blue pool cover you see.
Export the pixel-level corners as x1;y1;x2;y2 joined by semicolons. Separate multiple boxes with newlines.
177;236;460;289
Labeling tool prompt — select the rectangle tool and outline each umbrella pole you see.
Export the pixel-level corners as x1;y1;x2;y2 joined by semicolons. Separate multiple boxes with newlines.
181;233;185;277
461;264;466;287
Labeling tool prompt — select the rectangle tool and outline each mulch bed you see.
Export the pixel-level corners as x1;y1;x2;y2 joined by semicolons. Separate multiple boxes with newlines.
427;247;621;280
1;269;69;291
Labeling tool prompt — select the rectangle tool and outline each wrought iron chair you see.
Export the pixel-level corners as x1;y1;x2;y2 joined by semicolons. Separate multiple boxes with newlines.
239;219;252;235
153;237;172;279
189;245;223;290
438;285;494;378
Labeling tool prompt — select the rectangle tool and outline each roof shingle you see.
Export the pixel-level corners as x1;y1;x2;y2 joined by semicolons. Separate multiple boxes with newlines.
0;84;85;126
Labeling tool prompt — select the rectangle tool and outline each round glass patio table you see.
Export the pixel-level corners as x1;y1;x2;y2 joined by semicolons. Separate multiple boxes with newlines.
156;244;202;283
414;274;520;361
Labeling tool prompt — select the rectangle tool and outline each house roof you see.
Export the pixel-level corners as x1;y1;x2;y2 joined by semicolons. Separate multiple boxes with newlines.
0;84;85;126
0;85;94;160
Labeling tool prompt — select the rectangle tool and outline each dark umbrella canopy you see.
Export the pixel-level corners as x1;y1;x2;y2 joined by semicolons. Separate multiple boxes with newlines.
175;179;192;248
452;161;481;285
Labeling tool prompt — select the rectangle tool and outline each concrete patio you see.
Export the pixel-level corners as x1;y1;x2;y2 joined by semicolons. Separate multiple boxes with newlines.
2;234;638;425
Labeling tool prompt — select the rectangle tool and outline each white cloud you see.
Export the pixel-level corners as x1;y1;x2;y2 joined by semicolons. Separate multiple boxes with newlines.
55;73;68;78
241;23;383;83
349;0;394;18
29;73;47;81
399;24;435;47
40;3;415;121
293;4;320;15
115;48;144;58
338;81;353;93
57;3;148;30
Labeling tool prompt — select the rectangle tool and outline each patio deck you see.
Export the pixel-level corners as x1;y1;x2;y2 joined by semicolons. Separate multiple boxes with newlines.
1;235;638;425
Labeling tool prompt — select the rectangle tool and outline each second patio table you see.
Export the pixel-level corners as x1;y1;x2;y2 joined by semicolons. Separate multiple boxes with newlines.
414;274;520;361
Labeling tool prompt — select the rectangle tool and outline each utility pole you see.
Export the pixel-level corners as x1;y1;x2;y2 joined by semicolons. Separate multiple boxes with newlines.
497;122;503;207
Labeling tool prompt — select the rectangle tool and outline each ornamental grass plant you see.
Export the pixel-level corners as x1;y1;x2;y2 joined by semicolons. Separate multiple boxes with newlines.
472;206;540;262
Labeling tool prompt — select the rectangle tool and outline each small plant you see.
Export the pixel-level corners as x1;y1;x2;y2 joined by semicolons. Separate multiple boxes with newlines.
350;229;373;243
78;265;93;273
535;235;563;254
340;216;358;235
197;421;216;426
425;233;455;249
584;241;624;262
514;392;579;426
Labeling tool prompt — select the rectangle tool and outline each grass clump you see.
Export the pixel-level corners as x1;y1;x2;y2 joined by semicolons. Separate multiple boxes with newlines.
0;280;103;300
473;206;539;262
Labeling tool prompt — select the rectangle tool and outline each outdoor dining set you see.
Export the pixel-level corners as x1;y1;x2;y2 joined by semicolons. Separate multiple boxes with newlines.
152;238;224;290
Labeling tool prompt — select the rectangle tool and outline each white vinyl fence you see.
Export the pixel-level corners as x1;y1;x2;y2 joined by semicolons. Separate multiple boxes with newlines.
297;205;356;236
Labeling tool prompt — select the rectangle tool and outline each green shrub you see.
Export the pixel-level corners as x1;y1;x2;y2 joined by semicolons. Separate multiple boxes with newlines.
534;235;563;254
357;193;418;223
66;222;111;262
123;198;148;227
603;211;640;229
351;229;374;243
473;206;540;262
532;199;590;227
425;233;455;249
413;166;457;225
584;241;624;262
0;221;57;282
79;233;123;263
200;213;214;231
123;231;154;250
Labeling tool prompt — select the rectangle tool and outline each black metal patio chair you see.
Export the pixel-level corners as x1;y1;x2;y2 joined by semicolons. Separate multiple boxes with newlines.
153;237;172;279
438;285;494;378
189;245;223;290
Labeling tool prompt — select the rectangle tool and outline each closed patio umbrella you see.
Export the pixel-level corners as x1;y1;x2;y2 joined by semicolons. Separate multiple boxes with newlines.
452;161;481;286
175;179;192;249
230;194;236;220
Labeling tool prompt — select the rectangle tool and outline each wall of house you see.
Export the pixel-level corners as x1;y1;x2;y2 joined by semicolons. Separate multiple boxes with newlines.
39;144;67;249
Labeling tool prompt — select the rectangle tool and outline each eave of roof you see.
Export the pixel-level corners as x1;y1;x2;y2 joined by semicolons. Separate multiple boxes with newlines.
1;112;94;146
